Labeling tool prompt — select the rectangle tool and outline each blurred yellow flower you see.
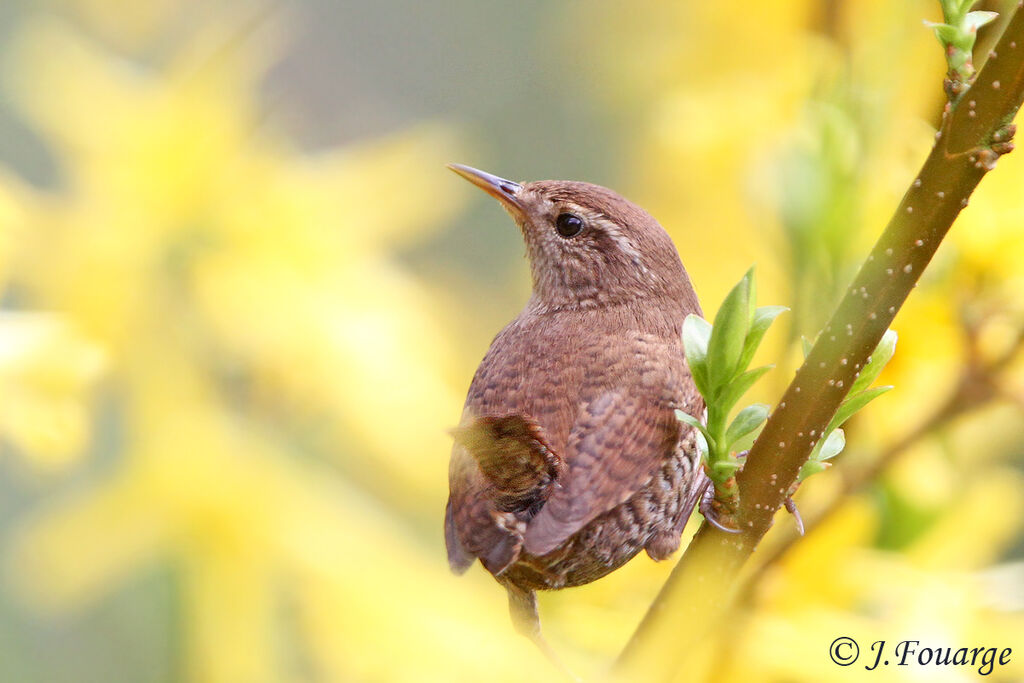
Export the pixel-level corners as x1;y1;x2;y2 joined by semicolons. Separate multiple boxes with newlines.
0;173;26;285
0;11;524;682
724;469;1024;682
3;16;464;505
1;1;1021;681
9;357;557;681
0;313;105;470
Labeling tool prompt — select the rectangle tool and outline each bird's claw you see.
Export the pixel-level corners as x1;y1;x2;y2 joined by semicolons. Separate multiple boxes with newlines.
699;485;741;534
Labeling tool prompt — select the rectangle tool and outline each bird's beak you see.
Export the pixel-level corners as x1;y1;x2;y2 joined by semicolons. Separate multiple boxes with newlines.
447;163;524;218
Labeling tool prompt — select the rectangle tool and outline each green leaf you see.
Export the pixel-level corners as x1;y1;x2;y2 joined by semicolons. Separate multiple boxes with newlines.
826;385;893;434
694;430;709;460
801;336;814;359
925;21;960;46
729;421;764;453
849;330;898;395
818;428;846;461
724;403;769;450
746;267;757;325
798;460;830;482
707;271;752;387
715;365;773;415
682;314;711;357
964;11;998;32
675;409;714;449
737;305;788;372
682;314;712;396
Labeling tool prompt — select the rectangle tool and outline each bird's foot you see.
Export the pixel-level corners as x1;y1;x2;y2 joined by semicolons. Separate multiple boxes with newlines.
699;485;741;534
698;450;745;533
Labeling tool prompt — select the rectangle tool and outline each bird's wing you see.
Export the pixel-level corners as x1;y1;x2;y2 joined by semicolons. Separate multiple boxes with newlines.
451;415;564;513
522;389;682;557
445;414;563;575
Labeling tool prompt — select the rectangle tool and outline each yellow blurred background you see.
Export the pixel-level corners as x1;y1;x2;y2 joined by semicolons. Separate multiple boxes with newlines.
0;0;1021;681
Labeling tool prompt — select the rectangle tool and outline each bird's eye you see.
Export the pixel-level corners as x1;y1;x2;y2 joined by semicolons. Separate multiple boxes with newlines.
555;213;584;238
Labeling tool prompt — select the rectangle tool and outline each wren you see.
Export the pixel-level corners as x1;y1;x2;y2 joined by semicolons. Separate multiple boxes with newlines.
444;164;708;656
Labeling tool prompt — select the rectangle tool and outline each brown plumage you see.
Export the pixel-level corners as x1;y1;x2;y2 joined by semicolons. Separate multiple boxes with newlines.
444;164;707;650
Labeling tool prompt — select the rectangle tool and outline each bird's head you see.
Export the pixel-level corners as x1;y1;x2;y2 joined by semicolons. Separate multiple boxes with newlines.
448;164;698;313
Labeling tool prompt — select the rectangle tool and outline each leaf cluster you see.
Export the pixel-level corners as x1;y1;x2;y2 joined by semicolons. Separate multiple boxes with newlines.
797;330;898;481
677;268;786;483
926;0;997;82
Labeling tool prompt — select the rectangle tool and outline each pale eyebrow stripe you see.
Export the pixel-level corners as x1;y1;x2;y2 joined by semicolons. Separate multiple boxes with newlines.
592;215;647;273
